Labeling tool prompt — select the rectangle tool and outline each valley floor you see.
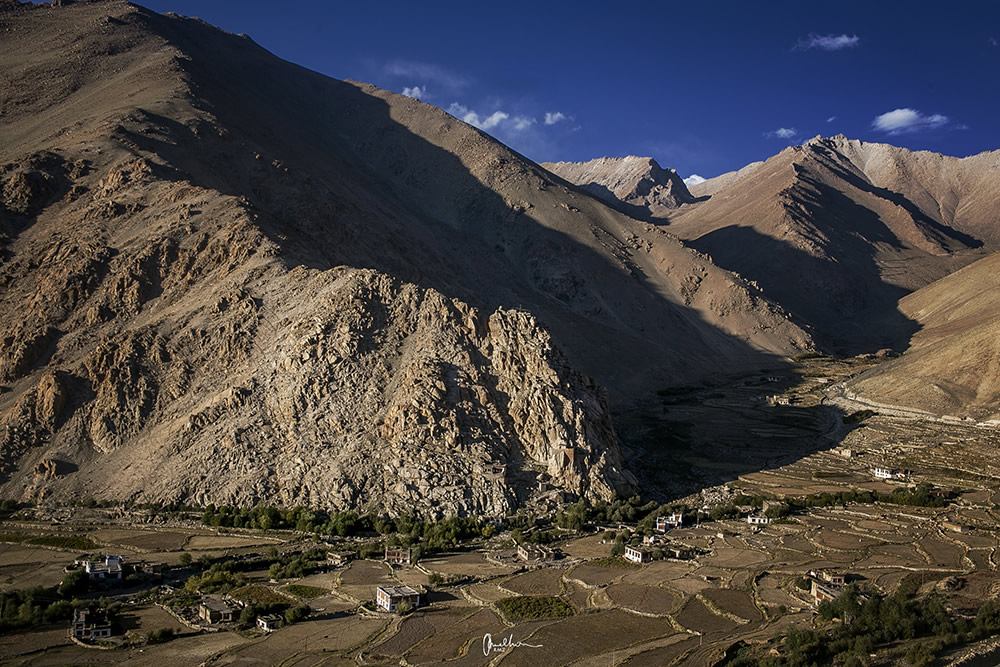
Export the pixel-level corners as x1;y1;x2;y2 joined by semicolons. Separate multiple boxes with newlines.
0;359;998;665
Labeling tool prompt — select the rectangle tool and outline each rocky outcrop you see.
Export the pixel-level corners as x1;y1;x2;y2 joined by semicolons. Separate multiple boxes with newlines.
542;156;697;220
0;154;637;515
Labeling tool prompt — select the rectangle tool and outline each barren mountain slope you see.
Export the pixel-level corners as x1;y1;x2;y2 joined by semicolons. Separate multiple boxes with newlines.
687;160;765;198
845;250;1000;421
666;136;996;352
541;156;696;220
0;1;811;511
830;138;1000;245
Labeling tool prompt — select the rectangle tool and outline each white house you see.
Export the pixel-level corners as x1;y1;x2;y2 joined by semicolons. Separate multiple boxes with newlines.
257;614;281;632
72;609;112;640
872;467;910;480
624;545;652;564
376;585;424;612
82;555;122;582
655;513;684;533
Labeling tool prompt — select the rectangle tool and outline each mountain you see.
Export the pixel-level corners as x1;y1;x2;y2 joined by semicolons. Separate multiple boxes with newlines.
844;250;1000;422
560;136;998;353
0;0;812;514
541;156;697;220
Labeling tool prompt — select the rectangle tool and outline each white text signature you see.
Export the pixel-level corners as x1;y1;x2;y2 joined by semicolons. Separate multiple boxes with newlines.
482;632;543;656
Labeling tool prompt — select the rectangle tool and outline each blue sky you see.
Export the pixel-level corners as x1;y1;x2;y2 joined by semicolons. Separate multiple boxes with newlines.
140;0;999;180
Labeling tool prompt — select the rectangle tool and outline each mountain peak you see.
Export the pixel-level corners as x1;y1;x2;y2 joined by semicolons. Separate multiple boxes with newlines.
541;155;696;220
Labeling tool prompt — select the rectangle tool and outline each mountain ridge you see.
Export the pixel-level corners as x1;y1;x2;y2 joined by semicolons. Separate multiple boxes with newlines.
552;135;998;353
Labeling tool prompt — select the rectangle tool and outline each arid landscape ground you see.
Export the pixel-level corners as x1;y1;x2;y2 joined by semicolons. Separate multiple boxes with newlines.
1;1;999;665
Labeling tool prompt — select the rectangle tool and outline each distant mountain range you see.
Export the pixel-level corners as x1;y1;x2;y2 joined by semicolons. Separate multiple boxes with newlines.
550;137;1000;354
1;0;997;513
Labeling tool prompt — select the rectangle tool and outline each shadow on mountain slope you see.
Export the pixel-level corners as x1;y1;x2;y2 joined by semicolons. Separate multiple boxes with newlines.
686;184;922;356
116;9;859;496
614;367;864;502
0;2;853;503
105;7;815;406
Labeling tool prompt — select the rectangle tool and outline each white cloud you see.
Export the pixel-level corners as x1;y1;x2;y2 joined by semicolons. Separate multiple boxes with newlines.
511;115;536;131
683;174;706;186
826;116;837;123
872;108;949;134
385;61;468;90
544;112;568;125
991;37;998;47
478;111;509;130
447;103;509;130
764;127;798;139
401;85;426;100
796;33;861;51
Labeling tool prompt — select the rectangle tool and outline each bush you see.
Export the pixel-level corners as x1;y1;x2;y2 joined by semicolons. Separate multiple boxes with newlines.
59;569;88;598
844;409;876;424
239;604;257;626
284;604;309;625
146;627;174;644
495;596;573;622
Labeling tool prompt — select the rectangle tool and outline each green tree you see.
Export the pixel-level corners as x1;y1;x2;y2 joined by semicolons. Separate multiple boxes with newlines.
239;604;257;626
146;627;175;644
284;604;309;624
58;570;88;598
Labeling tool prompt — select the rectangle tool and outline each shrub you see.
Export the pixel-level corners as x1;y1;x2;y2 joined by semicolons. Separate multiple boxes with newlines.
496;596;573;622
146;627;174;644
284;604;309;625
59;569;88;598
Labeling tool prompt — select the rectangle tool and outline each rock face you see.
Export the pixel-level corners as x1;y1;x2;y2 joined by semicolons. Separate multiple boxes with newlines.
542;156;697;220
0;0;813;514
0;159;634;514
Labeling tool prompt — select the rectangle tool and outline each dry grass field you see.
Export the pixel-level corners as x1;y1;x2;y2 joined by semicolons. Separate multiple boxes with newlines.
0;546;73;590
674;597;739;634
500;568;565;596
89;529;190;552
213;615;388;666
566;563;633;588
404;608;504;665
700;587;761;621
496;609;670;666
420;551;515;577
0;625;72;660
606;583;679;615
620;635;699;666
183;534;278;550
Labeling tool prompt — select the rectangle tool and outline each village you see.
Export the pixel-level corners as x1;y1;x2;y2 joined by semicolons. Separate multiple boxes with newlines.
0;358;997;665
